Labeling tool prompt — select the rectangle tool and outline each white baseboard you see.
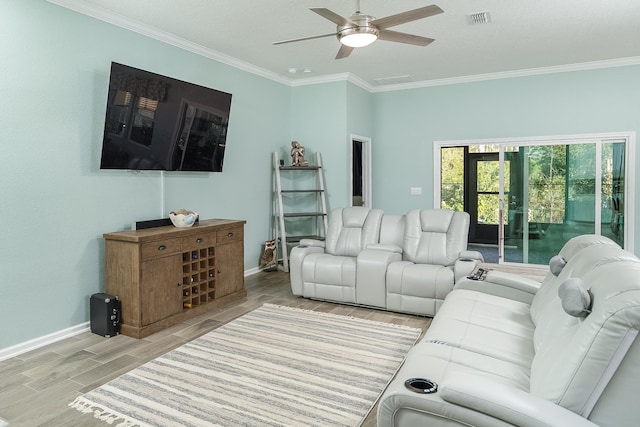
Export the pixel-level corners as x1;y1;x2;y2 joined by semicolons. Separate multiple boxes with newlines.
244;266;261;276
0;322;90;362
1;269;265;362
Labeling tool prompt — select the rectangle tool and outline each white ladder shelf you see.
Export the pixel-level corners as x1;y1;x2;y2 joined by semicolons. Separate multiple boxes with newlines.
273;151;328;272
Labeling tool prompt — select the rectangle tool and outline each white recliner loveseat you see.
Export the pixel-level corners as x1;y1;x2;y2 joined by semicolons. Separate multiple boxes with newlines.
378;234;640;427
289;207;483;316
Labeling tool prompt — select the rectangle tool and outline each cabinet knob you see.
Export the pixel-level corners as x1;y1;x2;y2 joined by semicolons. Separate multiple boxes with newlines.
196;238;203;243
227;232;234;237
158;245;167;251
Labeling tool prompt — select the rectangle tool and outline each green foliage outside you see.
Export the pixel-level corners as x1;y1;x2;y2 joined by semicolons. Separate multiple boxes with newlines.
440;147;464;212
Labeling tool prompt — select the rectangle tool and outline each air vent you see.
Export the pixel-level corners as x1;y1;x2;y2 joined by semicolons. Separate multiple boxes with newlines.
373;75;413;85
467;11;491;25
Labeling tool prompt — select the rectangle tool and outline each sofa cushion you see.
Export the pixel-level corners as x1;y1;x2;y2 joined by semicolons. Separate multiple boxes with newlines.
301;253;356;302
324;207;383;257
549;254;567;276
558;278;592;317
386;261;454;316
422;289;535;368
530;261;640;418
378;214;405;247
402;209;469;266
529;235;619;326
426;289;535;337
532;244;639;353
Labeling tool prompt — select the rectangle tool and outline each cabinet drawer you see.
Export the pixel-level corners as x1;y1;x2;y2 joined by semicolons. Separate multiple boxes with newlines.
217;227;243;244
182;232;216;248
141;238;182;259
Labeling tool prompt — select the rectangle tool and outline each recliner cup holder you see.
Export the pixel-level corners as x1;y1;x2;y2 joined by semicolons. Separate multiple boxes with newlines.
405;378;438;394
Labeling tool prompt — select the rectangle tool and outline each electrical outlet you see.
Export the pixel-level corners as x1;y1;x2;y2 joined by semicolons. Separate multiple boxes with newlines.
410;187;422;195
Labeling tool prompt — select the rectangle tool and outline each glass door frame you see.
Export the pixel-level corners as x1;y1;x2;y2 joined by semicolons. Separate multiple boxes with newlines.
434;131;636;264
467;152;501;245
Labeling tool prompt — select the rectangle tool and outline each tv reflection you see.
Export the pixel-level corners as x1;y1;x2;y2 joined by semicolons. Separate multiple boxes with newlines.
100;62;232;172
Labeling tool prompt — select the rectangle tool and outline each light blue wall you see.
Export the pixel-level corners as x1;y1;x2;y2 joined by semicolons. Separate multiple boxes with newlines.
287;81;374;211
290;82;349;209
347;82;374;139
371;67;640;218
3;0;640;352
0;1;290;349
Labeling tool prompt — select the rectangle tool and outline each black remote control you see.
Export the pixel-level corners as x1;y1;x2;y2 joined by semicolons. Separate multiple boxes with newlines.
468;268;486;280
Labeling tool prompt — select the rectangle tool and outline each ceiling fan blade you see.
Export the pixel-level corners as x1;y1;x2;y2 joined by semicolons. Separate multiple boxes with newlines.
272;32;336;45
371;5;444;29
310;8;355;26
335;44;355;59
378;29;435;46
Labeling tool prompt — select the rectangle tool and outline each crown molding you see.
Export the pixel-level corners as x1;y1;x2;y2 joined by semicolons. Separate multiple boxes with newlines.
45;0;291;86
290;72;372;91
369;56;640;93
46;0;640;93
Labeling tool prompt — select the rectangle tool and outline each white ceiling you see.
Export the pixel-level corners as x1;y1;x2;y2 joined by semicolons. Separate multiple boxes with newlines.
50;0;640;88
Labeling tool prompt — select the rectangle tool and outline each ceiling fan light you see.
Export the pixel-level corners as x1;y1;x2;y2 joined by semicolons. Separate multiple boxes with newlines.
338;27;379;48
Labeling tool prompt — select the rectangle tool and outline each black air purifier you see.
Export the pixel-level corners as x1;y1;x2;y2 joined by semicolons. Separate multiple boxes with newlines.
90;293;121;337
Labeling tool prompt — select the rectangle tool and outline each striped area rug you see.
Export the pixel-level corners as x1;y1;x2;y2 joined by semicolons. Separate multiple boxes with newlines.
70;303;421;427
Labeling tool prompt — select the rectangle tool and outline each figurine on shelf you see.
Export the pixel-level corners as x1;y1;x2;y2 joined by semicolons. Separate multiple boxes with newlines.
290;140;309;167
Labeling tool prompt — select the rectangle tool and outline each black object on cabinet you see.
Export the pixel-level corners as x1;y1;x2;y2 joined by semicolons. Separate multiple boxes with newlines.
90;293;121;337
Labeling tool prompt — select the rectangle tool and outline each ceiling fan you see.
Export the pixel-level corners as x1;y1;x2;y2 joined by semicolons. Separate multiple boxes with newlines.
272;1;443;59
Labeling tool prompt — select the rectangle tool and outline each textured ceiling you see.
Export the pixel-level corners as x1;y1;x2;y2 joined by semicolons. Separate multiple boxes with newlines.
49;0;640;88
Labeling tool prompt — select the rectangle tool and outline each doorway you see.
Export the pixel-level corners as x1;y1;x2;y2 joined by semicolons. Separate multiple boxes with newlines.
351;135;371;208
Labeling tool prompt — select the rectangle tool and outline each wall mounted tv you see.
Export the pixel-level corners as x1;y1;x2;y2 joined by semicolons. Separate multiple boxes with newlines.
100;62;232;172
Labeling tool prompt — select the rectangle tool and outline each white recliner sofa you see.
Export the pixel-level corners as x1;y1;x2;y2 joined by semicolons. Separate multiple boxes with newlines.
378;234;640;427
290;207;482;316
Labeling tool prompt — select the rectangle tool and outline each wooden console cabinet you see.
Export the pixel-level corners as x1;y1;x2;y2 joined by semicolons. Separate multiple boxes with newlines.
103;219;246;338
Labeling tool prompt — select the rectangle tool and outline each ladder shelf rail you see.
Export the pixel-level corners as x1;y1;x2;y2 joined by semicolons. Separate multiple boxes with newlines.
273;151;328;272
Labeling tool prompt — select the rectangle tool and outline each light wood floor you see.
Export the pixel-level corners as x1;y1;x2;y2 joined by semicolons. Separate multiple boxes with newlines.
0;271;432;427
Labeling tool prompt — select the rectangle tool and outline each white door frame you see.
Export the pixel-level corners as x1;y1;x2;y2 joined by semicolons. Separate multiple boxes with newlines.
350;134;372;208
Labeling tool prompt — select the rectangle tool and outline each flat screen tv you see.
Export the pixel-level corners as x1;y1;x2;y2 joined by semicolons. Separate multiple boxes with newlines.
100;62;232;172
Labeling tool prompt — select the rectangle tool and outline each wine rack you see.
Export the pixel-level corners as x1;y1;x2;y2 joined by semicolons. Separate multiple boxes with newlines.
181;246;216;308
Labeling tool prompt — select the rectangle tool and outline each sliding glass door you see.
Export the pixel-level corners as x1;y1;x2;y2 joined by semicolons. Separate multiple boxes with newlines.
439;134;632;266
504;143;596;263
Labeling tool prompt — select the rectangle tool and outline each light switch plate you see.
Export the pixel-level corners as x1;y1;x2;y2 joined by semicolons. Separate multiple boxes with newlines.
410;187;422;195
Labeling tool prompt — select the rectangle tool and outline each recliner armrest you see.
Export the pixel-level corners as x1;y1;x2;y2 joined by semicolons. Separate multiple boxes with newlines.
454;258;481;283
459;250;484;262
484;270;541;295
454;270;541;303
289;244;325;295
365;243;402;253
440;371;599;427
357;247;402;308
